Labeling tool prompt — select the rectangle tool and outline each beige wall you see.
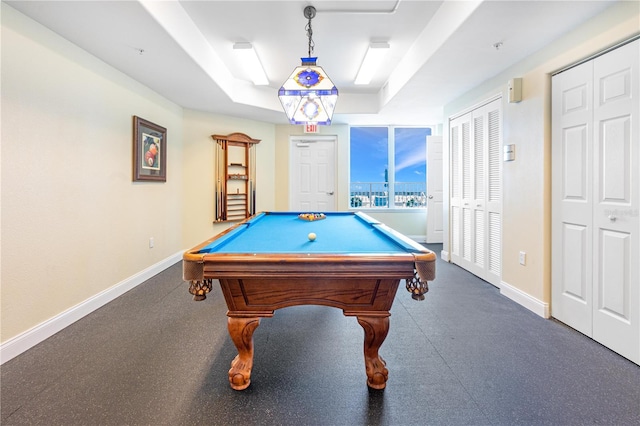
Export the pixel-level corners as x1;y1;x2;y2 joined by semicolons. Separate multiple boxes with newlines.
0;5;281;344
181;110;276;248
442;1;640;310
1;4;185;341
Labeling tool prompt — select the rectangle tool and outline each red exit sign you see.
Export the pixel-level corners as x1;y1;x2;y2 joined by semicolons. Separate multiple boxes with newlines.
304;123;318;133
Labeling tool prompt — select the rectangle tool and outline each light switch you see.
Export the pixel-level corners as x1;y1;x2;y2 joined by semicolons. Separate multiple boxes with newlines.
519;251;526;266
504;144;515;161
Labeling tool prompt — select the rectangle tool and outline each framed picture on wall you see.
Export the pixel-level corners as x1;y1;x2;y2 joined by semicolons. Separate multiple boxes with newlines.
133;116;167;182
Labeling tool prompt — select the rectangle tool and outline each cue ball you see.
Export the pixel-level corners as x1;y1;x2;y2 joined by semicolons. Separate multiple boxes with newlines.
308;232;316;241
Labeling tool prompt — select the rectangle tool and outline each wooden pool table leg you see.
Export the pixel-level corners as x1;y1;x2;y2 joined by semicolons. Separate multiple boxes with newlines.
356;315;390;390
227;316;260;391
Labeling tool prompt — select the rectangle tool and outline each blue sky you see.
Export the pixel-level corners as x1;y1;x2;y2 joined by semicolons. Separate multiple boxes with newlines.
350;127;431;183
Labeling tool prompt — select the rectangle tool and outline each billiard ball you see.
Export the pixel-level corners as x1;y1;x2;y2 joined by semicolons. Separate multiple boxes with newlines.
308;232;316;241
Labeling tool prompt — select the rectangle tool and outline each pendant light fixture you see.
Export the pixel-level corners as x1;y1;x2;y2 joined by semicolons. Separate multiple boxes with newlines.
278;6;338;125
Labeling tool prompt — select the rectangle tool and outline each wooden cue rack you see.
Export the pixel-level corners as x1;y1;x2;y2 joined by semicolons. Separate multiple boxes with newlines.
212;132;260;222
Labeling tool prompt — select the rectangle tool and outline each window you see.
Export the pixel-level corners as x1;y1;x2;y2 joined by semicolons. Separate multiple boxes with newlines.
350;126;431;209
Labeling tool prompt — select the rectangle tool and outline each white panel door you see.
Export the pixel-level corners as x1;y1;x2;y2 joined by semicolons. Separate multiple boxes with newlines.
426;135;443;243
551;59;594;336
290;137;336;211
592;40;639;363
552;39;639;364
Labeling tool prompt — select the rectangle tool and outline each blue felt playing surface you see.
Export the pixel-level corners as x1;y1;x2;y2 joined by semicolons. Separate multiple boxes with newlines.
198;212;417;254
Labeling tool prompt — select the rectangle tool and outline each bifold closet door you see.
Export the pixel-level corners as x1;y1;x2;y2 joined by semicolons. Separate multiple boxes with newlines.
551;60;594;336
450;98;502;286
552;39;639;364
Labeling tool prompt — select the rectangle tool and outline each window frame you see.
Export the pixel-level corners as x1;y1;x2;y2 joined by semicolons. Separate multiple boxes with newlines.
349;125;432;211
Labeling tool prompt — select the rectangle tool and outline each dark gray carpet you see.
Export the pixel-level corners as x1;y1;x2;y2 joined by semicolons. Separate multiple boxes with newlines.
2;245;639;425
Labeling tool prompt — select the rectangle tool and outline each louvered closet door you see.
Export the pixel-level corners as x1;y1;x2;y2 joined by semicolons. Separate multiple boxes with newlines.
450;98;502;286
450;113;470;265
484;105;502;284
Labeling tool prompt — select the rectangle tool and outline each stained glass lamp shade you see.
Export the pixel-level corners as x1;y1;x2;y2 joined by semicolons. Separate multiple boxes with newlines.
278;57;338;125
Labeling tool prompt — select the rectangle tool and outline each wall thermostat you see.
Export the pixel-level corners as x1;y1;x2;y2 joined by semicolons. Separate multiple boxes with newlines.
508;78;522;103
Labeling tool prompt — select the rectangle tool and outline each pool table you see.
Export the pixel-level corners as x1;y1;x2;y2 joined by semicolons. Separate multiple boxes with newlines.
183;211;436;390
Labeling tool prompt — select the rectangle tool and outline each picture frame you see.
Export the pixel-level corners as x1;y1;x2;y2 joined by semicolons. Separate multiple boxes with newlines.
133;116;167;182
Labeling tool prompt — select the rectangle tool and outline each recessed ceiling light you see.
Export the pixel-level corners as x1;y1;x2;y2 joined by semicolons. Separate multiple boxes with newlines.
233;42;269;86
355;42;390;85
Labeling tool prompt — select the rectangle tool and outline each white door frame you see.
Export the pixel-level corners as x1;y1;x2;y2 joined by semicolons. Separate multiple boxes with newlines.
426;135;444;243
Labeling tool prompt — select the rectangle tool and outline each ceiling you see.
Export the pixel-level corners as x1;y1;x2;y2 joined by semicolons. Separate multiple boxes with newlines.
5;0;618;126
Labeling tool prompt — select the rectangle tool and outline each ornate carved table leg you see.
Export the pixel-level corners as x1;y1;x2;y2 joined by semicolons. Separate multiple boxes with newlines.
227;317;260;390
357;316;390;390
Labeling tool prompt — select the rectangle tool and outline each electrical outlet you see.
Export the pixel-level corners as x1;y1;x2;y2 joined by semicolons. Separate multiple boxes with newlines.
519;251;526;266
149;237;154;248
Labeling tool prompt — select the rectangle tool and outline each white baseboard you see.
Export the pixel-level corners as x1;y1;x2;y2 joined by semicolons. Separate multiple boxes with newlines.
440;250;450;262
0;251;184;365
408;235;427;243
500;280;550;318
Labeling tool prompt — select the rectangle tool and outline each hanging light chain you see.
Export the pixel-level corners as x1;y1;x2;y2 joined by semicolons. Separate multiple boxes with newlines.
304;6;316;58
306;20;314;57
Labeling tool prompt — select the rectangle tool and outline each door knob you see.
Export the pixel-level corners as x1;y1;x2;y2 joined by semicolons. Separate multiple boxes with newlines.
428;195;434;199
608;215;617;222
327;191;334;195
